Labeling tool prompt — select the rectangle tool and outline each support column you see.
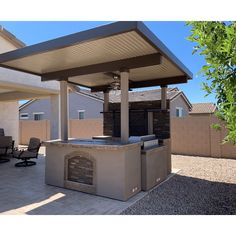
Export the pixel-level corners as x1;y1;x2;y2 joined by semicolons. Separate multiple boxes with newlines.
104;91;109;112
50;94;60;140
161;85;167;110
60;80;69;141
120;69;129;144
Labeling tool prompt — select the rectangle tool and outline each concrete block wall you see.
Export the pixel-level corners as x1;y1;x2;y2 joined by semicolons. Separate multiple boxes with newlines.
19;119;103;144
171;115;236;159
19;114;236;159
19;120;50;145
69;119;103;139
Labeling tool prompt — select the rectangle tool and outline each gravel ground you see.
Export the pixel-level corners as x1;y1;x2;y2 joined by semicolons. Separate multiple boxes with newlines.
122;155;236;215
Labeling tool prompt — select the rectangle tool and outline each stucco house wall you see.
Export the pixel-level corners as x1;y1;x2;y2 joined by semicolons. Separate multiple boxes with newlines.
68;92;103;119
0;32;20;145
0;26;60;144
20;92;103;120
0;101;19;145
170;94;190;117
0;36;17;53
20;99;51;120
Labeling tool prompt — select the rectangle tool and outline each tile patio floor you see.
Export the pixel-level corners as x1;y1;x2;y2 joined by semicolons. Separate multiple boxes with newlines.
0;147;149;215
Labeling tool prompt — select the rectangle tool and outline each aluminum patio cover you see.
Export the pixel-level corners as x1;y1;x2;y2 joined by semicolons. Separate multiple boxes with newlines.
0;21;192;92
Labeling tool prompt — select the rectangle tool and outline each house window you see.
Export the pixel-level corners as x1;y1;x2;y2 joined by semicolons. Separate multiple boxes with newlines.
20;113;29;120
78;110;85;120
176;107;183;117
33;112;44;120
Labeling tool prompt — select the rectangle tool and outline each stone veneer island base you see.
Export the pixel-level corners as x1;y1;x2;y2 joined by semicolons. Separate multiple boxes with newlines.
44;139;142;201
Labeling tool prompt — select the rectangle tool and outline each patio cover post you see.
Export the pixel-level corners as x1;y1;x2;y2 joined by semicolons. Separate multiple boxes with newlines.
60;80;69;141
104;90;109;112
161;85;167;110
120;69;129;144
50;94;60;140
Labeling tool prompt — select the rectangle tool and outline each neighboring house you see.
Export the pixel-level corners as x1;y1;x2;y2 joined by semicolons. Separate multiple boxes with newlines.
19;90;104;120
19;87;192;120
189;103;217;116
109;87;192;117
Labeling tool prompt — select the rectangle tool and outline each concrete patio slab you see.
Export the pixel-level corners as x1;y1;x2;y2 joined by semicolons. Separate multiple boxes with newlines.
0;154;149;215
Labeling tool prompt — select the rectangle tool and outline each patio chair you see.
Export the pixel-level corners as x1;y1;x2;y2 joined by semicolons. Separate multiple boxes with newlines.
0;128;15;154
0;136;13;163
13;137;41;167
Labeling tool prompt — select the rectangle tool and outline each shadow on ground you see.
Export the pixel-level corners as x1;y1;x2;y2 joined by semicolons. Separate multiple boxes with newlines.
122;174;236;215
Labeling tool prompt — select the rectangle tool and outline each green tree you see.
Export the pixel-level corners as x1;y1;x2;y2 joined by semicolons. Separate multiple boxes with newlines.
187;21;236;144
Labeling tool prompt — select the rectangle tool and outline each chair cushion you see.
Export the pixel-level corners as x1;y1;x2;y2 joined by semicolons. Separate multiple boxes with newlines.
13;150;37;159
0;136;12;148
28;138;41;152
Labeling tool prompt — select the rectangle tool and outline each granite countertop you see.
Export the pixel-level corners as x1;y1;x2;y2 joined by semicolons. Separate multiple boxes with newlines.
43;138;142;150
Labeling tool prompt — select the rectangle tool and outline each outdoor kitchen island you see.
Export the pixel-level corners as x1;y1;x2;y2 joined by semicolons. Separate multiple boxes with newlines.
0;21;192;201
44;135;170;201
44;138;142;201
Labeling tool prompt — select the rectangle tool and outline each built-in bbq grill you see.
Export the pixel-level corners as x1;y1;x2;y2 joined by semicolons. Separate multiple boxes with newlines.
129;134;159;149
129;134;168;191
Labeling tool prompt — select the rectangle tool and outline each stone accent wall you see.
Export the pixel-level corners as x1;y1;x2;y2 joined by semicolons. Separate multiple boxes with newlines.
103;112;113;136
67;156;94;185
153;110;170;139
64;150;96;194
103;101;170;139
109;100;169;110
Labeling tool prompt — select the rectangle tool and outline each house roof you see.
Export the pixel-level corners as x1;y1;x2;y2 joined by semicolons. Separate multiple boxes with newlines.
107;88;178;103
0;21;192;92
189;103;217;114
19;99;36;110
78;87;192;109
0;26;25;48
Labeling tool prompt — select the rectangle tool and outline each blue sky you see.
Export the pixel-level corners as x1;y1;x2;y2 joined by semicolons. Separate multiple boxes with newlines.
0;21;216;104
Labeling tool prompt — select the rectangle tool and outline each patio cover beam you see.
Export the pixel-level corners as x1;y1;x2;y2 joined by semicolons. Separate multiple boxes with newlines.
90;75;188;92
129;75;188;88
41;53;161;81
0;91;49;101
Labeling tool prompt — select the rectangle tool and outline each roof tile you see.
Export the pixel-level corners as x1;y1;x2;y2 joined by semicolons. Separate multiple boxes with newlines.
190;103;216;114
